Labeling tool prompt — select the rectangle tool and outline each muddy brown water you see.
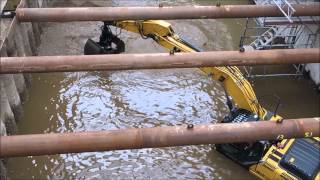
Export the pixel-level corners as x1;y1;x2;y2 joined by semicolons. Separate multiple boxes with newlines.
7;0;320;179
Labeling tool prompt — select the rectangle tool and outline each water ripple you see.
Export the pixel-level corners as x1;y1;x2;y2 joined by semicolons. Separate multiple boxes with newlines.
8;0;255;179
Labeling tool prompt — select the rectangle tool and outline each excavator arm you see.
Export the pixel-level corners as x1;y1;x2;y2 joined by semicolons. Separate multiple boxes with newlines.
111;20;276;120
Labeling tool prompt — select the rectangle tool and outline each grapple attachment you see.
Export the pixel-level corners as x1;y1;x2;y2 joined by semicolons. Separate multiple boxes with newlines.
84;22;125;55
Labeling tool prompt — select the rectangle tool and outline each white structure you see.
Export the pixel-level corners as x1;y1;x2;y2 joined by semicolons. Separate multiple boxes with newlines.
244;0;320;89
0;0;8;12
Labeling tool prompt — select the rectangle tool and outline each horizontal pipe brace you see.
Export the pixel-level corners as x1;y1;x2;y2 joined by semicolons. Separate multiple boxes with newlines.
0;118;319;157
15;5;320;22
1;49;319;74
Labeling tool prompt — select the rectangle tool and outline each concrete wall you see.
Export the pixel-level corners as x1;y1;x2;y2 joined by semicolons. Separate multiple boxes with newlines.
0;0;43;179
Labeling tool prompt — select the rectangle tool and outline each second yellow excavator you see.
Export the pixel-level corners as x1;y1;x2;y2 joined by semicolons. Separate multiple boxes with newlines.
84;20;320;180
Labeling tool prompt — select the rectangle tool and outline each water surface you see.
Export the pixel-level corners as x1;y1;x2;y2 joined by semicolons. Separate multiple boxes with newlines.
7;0;319;179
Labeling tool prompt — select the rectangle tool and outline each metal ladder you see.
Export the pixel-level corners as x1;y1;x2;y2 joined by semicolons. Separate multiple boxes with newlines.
245;23;298;50
250;27;279;49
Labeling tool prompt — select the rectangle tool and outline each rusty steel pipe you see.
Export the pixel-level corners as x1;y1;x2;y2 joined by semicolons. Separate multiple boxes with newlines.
1;48;319;74
15;5;320;22
0;118;320;157
0;118;319;157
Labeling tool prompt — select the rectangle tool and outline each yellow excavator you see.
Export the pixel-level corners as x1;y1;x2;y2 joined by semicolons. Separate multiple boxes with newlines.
84;20;320;180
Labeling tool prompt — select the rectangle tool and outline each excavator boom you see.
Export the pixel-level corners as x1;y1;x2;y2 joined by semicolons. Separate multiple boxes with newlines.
112;20;270;120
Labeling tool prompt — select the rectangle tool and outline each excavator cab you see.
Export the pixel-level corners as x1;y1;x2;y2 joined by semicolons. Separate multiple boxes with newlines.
215;108;269;167
84;20;320;180
250;138;320;180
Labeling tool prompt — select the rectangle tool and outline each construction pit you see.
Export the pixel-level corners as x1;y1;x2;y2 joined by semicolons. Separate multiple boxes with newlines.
0;0;319;179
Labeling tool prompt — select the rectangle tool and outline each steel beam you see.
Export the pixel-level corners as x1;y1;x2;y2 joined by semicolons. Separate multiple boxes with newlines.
0;118;319;157
1;48;319;74
15;5;320;22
